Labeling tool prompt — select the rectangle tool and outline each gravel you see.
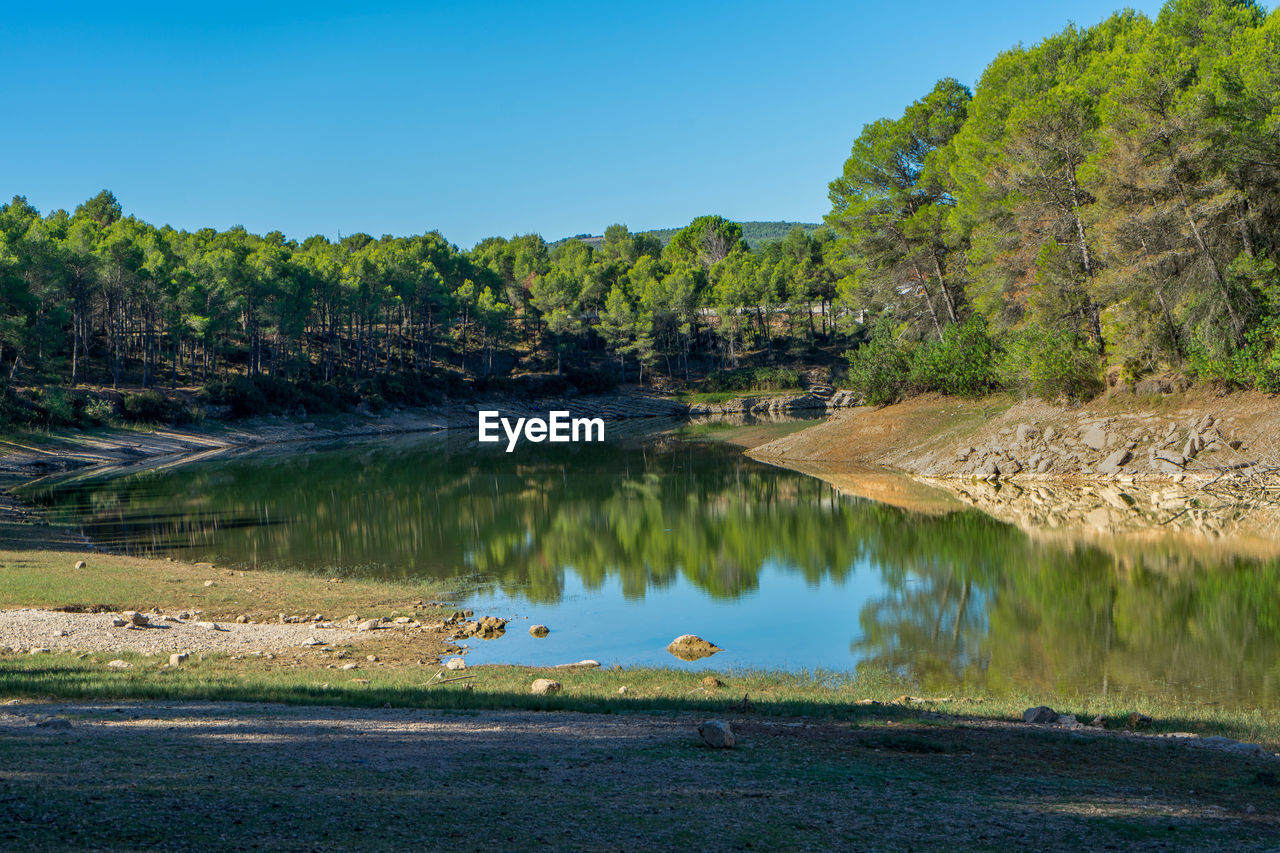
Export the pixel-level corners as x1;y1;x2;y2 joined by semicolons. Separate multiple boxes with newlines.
0;609;368;655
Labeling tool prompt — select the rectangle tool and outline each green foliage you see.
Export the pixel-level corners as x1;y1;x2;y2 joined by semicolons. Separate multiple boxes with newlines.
844;325;913;405
907;317;1003;397
1000;327;1103;401
120;391;195;425
702;367;802;393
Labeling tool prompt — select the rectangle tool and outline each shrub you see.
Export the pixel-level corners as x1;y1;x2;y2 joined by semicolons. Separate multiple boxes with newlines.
121;390;193;424
844;325;912;406
908;317;1002;397
703;367;801;393
1000;327;1103;402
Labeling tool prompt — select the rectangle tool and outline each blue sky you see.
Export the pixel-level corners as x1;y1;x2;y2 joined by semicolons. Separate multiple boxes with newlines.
4;0;1171;247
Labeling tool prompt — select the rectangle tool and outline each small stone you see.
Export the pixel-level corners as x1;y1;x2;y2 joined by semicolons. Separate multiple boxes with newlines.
698;720;736;748
617;686;629;695
235;614;249;624
74;560;87;570
106;659;132;669
1023;706;1059;724
203;622;225;632
341;663;359;671
110;617;127;627
356;619;381;632
444;657;467;671
530;678;562;695
29;647;51;654
366;655;379;662
169;653;189;667
552;660;601;669
301;637;322;647
122;610;149;627
529;624;550;638
203;580;216;587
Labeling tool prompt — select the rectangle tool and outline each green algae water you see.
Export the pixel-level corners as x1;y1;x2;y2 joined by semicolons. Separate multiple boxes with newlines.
17;425;1280;706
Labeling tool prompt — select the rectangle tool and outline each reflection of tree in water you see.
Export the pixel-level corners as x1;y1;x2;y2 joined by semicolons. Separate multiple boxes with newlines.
27;434;1280;701
25;437;876;602
854;522;1280;704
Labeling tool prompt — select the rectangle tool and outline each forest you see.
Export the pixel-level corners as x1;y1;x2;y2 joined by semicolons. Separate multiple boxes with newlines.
1;0;1278;427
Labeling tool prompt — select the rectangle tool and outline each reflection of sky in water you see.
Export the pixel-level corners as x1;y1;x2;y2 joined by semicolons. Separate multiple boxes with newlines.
19;424;1280;705
459;558;954;671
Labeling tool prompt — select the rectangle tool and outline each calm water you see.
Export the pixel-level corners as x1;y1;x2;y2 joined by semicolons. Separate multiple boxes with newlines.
18;425;1280;705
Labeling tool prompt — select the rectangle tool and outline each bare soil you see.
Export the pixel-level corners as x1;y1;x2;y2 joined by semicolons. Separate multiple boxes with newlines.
1;699;1277;851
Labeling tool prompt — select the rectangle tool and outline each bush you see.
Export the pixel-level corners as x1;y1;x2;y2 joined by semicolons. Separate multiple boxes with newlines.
908;317;1002;397
1000;327;1103;402
844;326;912;406
703;367;801;393
120;390;194;425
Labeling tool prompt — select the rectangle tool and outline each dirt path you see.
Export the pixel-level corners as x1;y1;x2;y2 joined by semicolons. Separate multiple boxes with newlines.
1;699;1277;851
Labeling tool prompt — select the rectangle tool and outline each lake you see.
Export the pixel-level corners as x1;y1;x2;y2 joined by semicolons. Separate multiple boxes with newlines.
18;422;1280;707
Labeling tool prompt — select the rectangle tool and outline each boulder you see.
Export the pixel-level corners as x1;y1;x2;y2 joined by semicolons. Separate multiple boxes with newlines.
1097;449;1133;476
529;624;550;638
697;720;736;748
123;611;149;627
1023;706;1059;724
1015;424;1041;445
444;657;466;671
356;618;381;632
530;678;562;695
1081;425;1109;451
667;634;724;661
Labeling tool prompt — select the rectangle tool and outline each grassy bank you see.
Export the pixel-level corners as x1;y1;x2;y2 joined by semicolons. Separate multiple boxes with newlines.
2;549;1280;749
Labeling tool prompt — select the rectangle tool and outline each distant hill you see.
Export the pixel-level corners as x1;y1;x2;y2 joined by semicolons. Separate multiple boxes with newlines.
552;221;824;251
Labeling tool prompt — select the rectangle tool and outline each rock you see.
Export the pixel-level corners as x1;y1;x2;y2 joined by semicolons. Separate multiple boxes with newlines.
74;560;87;570
35;718;72;730
530;678;562;695
697;719;736;748
110;617;127;627
341;663;359;671
1089;715;1106;728
1023;706;1059;724
201;622;226;632
122;611;149;627
29;647;50;654
444;657;467;671
169;652;189;667
366;655;379;662
667;634;724;661
356;619;381;632
1081;425;1109;451
702;676;724;690
1015;424;1041;445
617;686;629;695
301;637;322;646
106;659;132;669
1098;448;1133;476
203;580;216;587
1042;426;1058;443
552;660;601;669
529;624;550;638
1055;714;1081;728
1127;712;1152;729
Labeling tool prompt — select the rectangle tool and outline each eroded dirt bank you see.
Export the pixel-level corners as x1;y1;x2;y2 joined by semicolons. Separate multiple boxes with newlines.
750;390;1280;551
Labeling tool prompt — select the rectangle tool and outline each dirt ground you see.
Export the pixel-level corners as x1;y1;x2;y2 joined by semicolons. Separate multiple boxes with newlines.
2;699;1277;851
